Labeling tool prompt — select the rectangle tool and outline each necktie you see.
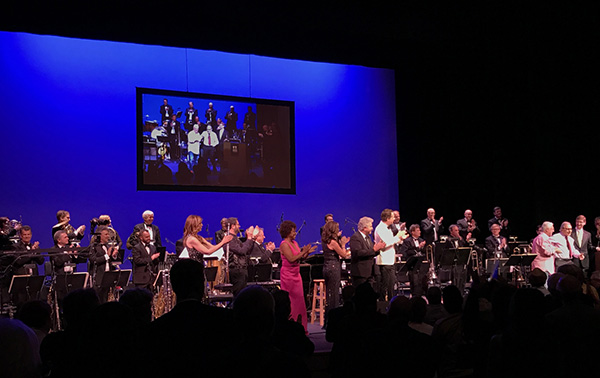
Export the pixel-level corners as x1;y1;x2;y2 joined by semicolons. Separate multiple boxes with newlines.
365;236;371;248
566;235;572;258
208;133;211;145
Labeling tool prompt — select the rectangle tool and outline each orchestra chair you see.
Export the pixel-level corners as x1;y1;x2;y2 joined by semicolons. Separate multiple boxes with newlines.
310;279;326;326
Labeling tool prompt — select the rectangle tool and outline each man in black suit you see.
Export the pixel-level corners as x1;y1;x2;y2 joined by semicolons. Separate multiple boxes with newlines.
227;217;254;297
51;230;86;275
205;102;217;127
487;206;510;238
90;226;119;302
399;224;428;297
159;98;173;122
184;101;198;131
131;229;159;290
446;224;469;292
349;216;385;287
249;227;275;264
225;105;238;133
485;224;509;258
166;114;184;160
11;225;44;275
456;209;480;242
126;210;162;250
420;208;444;245
573;215;593;276
142;259;233;377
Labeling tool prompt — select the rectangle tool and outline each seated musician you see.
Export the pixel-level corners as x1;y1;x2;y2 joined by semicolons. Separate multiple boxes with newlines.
51;210;85;245
12;225;44;275
249;227;276;264
131;229;160;290
51;230;86;275
485;224;509;259
0;217;20;251
399;224;427;297
91;226;119;303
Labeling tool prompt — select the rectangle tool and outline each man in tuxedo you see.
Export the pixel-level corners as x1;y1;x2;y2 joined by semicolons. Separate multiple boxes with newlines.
421;208;444;245
225;105;238;133
131;229;160;290
166;114;184;160
573;215;593;276
159;98;173;122
399;224;428;297
447;224;468;292
227;217;254;297
485;224;509;258
205;102;217;127
91;226;119;302
184;101;198;131
215;118;229;163
51;230;86;275
244;106;256;130
11;225;44;275
487;206;510;238
456;209;480;241
142;258;233;377
249;227;275;264
126;210;162;250
349;216;385;287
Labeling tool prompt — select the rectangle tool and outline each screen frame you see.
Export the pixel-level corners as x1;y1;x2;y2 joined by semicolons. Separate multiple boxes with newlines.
136;87;296;194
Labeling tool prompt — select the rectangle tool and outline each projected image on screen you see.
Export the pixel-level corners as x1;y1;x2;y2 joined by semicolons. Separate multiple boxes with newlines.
137;88;295;194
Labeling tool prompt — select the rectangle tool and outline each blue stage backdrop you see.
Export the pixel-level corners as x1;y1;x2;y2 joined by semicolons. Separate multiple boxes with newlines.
0;31;398;268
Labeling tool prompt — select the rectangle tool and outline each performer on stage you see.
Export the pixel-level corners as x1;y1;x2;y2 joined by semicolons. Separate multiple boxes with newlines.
126;210;162;250
447;224;468;292
375;209;405;301
279;220;316;333
91;226;119;303
184;101;198;131
0;217;19;251
421;208;444;245
573;215;593;276
225;105;238;133
321;221;350;315
51;230;86;275
457;209;480;241
159;98;173;122
488;206;510;238
531;221;559;276
181;215;233;263
51;210;85;245
227;217;254;297
249;227;275;264
205;102;217;127
11;225;44;275
131;229;160;290
550;222;582;270
349;217;386;287
399;224;427;297
214;217;229;244
485;224;509;258
92;215;122;250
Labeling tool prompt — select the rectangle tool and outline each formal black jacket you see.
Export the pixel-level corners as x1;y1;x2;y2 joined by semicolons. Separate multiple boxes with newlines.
420;218;444;245
51;245;86;275
487;217;510;238
399;236;425;259
131;242;158;285
485;235;509;258
90;244;118;287
249;242;272;263
349;231;379;279
573;228;593;270
456;218;480;241
126;223;162;249
11;241;45;275
160;104;174;121
228;237;254;269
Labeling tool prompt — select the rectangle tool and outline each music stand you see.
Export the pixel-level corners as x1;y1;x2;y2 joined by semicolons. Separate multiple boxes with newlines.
271;250;281;265
54;272;89;296
111;249;125;267
505;254;536;286
205;266;218;282
456;247;471;266
439;249;456;269
9;275;45;302
156;246;167;262
247;263;272;283
100;270;131;291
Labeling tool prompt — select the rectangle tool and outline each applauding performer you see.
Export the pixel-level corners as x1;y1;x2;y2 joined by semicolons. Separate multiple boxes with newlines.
227;217;254;297
279;220;316;333
182;215;233;263
51;210;85;245
375;209;406;301
322;221;350;315
131;229;160;290
399;224;427;297
349;217;386;287
91;226;119;302
421;208;444;245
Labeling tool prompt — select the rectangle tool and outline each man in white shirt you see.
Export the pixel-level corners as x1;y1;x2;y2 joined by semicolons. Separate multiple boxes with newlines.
187;124;202;170
375;209;405;301
550;221;582;270
200;125;219;170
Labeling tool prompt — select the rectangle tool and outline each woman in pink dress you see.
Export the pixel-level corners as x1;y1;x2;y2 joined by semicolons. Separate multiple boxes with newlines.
278;220;316;333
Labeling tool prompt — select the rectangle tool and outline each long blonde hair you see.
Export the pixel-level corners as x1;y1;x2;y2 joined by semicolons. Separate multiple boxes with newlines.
183;215;210;247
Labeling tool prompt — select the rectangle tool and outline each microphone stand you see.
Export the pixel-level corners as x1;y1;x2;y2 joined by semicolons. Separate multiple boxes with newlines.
224;223;230;284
